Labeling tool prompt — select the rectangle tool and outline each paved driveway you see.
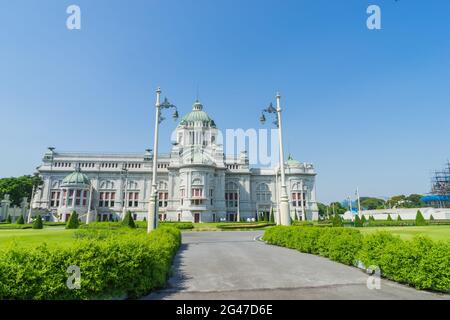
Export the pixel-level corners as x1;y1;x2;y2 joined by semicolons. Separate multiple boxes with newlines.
145;231;448;300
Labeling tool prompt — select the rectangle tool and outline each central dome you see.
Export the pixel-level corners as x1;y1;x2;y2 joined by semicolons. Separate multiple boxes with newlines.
179;100;216;127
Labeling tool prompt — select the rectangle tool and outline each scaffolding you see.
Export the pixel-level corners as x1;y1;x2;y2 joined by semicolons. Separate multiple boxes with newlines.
423;162;450;208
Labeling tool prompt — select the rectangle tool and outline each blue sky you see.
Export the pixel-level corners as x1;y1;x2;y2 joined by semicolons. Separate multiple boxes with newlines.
1;0;449;203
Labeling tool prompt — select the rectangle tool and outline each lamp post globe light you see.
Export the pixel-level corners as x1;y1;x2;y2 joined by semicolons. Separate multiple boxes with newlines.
147;87;178;233
260;93;291;226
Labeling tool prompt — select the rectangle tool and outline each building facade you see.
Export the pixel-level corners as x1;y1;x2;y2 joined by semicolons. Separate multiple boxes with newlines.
33;101;319;223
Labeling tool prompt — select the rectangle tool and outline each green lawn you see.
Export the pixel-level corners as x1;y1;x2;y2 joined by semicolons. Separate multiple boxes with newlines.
0;228;77;249
358;225;450;241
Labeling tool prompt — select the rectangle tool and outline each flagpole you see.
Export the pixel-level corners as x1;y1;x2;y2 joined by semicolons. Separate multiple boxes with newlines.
357;187;362;219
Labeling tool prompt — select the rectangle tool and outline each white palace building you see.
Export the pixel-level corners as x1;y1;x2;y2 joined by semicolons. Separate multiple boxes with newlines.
32;100;319;223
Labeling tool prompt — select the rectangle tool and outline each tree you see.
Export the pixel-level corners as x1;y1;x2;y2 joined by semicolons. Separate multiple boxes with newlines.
369;215;375;222
269;208;275;223
330;202;347;215
317;202;328;219
360;197;385;210
361;215;367;225
16;215;24;225
66;211;80;229
429;214;434;221
122;211;136;228
332;213;343;227
32;215;43;229
354;215;362;227
397;215;402;221
415;210;427;226
6;214;12;224
387;214;393;222
0;175;43;207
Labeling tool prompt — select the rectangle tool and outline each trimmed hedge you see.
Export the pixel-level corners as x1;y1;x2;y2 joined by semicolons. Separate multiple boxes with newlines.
217;222;275;230
0;227;181;299
263;226;362;265
263;226;450;293
159;222;194;230
0;224;32;230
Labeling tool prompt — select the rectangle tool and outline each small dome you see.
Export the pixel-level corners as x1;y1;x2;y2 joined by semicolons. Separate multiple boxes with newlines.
61;168;90;187
286;154;301;167
179;100;216;127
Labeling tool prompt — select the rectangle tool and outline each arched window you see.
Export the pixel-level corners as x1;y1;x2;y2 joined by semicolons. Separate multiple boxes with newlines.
158;181;168;190
256;183;271;202
127;180;138;190
100;180;115;189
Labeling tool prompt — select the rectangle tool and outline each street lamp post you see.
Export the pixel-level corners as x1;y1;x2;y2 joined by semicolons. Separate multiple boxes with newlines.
260;93;291;226
147;87;178;233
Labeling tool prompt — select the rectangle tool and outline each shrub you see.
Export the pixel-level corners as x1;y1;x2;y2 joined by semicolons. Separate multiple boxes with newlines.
32;215;43;229
270;208;275;223
415;210;427;226
263;226;362;265
16;215;24;225
66;211;80;229
6;215;11;224
430;214;434;221
264;226;450;293
331;214;343;227
159;221;194;230
0;227;181;299
354;215;362;227
122;211;136;229
397;215;402;221
387;214;393;221
361;215;367;225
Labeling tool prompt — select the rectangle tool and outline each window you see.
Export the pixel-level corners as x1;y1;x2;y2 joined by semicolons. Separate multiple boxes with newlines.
99;192;115;207
127;192;139;207
75;190;82;206
292;192;306;207
68;190;74;206
50;191;60;207
192;188;203;198
62;190;67;206
210;189;214;205
180;189;185;205
158;192;168;207
225;182;239;208
256;183;272;202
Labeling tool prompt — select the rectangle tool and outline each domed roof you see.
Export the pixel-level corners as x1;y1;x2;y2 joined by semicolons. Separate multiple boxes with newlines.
179;101;216;127
286;155;302;167
61;168;90;187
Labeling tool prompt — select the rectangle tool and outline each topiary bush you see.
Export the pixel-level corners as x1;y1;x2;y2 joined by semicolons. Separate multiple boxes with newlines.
354;215;362;227
32;215;43;229
331;213;343;227
16;215;24;225
122;211;136;229
387;214;393;221
415;210;427;226
66;211;80;229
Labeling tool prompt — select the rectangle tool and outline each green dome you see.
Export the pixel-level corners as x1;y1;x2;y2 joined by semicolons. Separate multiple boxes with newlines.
179;101;216;127
286;155;301;167
61;169;90;186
